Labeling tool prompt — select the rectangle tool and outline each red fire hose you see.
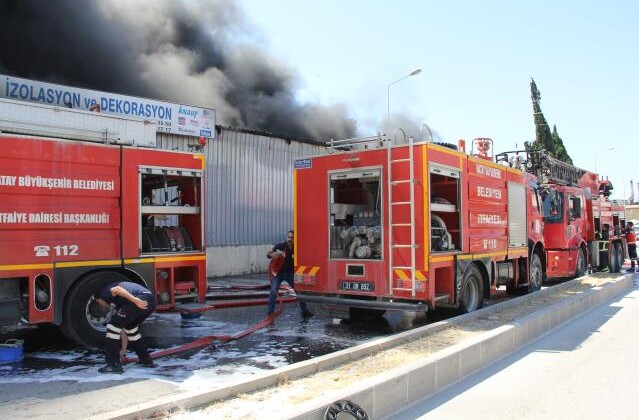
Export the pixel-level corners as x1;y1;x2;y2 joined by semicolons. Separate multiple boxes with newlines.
122;299;285;364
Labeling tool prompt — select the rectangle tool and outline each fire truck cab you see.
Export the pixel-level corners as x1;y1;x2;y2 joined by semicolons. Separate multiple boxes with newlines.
294;133;545;319
497;150;626;278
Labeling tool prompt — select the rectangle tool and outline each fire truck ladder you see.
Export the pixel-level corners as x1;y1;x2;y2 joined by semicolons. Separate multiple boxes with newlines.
326;133;388;152
387;129;418;297
528;151;586;186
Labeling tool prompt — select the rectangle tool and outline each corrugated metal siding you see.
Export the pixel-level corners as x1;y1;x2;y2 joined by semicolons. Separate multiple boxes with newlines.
157;129;326;247
207;128;325;246
156;133;200;151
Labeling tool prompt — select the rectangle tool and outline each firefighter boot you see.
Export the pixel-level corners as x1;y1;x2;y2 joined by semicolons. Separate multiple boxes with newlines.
137;357;155;368
98;364;124;374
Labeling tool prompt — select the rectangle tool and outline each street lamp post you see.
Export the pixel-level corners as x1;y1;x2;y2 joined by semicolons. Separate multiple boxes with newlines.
387;68;422;119
594;146;615;173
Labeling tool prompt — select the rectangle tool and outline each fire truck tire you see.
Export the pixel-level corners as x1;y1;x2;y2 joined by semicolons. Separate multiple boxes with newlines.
60;271;130;348
459;265;484;313
614;242;624;273
529;253;543;292
576;247;587;277
606;245;618;274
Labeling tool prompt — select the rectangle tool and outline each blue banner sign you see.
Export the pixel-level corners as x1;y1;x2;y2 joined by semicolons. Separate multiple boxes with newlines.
1;74;215;138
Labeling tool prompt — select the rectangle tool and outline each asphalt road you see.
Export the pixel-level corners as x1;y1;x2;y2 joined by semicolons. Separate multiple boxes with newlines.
0;298;432;419
0;275;515;419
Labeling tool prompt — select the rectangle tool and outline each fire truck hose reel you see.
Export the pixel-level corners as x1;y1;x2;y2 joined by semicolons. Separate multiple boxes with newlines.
431;214;452;251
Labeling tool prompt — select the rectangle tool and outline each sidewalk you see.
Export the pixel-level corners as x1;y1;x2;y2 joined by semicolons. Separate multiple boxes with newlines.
393;277;639;419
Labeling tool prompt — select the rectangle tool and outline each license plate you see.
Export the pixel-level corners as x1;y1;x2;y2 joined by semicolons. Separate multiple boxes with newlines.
339;281;374;292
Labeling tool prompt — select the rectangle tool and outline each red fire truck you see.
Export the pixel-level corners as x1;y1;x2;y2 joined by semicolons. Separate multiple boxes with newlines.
496;150;627;277
293;134;545;319
0;98;206;346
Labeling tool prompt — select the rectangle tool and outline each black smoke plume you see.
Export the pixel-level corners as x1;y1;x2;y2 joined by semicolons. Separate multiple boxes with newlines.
0;0;356;141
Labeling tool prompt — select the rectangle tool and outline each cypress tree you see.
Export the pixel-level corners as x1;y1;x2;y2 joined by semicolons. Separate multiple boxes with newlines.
551;125;573;165
524;78;573;164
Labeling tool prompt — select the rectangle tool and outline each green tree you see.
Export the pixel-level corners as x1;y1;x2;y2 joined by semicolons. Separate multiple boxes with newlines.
524;78;573;164
551;125;573;165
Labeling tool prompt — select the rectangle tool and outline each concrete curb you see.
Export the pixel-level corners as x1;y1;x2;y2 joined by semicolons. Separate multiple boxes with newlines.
105;274;632;420
285;274;633;420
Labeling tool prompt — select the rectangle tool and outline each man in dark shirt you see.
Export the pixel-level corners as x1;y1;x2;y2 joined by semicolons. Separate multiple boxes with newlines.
92;281;156;373
267;230;313;318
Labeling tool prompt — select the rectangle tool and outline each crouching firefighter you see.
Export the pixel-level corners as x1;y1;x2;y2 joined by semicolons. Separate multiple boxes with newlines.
92;281;156;373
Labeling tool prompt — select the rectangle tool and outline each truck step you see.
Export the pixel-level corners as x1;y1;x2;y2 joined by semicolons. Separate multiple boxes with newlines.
392;287;415;292
391;223;412;227
434;294;450;302
391;158;411;163
391;201;411;205
392;244;415;248
392;266;414;270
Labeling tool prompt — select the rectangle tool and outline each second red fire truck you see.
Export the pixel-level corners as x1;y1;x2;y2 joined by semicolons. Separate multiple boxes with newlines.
293;134;544;318
293;133;625;319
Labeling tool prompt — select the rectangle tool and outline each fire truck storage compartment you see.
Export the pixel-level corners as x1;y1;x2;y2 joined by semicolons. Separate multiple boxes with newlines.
507;182;528;247
140;167;202;254
329;169;382;260
154;265;200;309
429;164;460;252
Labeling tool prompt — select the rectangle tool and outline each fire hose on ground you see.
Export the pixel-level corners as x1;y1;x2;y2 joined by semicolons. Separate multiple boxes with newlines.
122;296;293;364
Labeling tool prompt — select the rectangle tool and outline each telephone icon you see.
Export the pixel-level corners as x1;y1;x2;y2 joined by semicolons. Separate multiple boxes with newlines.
34;245;50;257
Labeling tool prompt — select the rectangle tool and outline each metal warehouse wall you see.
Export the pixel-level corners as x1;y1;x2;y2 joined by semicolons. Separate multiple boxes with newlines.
205;127;325;246
157;128;326;247
156;133;201;152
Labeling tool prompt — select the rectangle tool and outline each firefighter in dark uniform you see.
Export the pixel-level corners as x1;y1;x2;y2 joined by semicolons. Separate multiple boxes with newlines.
92;281;156;373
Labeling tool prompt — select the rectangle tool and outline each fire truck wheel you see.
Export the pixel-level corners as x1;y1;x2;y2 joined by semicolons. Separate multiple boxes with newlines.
576;247;587;277
614;242;624;273
606;245;618;274
529;253;543;292
61;271;129;348
459;265;484;313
